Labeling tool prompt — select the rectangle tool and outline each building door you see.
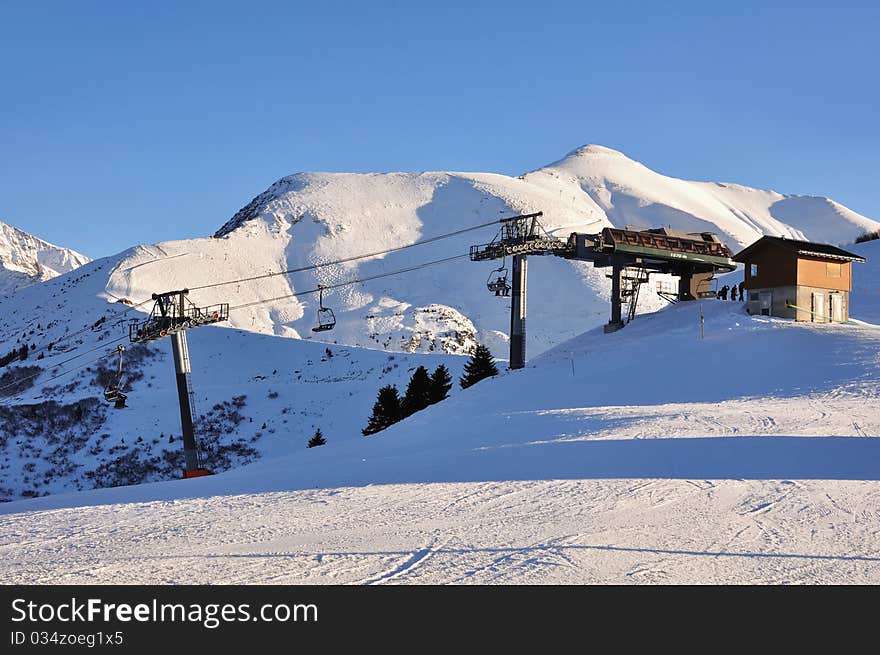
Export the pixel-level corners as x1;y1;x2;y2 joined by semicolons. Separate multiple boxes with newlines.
812;292;825;323
830;293;843;322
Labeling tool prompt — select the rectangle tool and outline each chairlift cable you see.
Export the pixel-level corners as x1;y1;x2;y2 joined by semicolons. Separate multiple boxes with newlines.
0;216;513;402
188;217;508;292
0;340;127;400
228;253;469;313
0;296;153;360
0;253;465;398
1;215;513;360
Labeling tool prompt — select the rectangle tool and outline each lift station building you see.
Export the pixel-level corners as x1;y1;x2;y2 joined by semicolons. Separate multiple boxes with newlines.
733;236;866;322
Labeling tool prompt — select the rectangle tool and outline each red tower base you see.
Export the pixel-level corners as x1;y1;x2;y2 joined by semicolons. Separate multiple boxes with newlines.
182;468;213;479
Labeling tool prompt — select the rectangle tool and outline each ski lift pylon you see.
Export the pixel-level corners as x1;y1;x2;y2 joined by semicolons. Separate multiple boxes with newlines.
311;285;336;332
103;344;128;408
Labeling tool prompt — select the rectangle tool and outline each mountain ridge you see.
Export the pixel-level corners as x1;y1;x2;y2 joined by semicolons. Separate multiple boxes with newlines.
216;144;878;248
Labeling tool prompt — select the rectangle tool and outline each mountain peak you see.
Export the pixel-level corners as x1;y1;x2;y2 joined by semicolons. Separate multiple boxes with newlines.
534;143;648;177
0;220;90;294
562;144;628;158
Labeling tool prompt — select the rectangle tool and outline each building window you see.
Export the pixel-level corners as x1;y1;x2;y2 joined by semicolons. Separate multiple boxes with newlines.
749;291;760;301
826;262;841;278
749;264;758;277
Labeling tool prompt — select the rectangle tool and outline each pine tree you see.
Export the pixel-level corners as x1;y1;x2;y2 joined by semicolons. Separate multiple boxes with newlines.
459;344;498;389
401;366;431;417
362;385;402;435
428;364;453;404
308;428;326;448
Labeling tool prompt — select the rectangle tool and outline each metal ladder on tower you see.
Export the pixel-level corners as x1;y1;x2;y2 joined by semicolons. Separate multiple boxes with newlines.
622;265;650;323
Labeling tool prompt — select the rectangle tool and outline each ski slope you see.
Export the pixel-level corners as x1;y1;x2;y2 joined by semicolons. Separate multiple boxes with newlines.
2;257;878;584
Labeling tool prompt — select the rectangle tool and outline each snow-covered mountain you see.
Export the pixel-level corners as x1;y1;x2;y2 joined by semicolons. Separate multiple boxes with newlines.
0;221;90;294
217;144;879;248
0;145;877;504
528;144;878;245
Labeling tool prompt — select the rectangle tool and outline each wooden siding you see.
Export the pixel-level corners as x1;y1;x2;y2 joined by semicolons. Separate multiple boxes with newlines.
742;244;797;290
796;256;852;291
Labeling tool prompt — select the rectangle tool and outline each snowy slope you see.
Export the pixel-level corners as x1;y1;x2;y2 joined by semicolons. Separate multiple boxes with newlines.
1;299;878;584
0;221;90;294
0;251;468;500
849;239;880;324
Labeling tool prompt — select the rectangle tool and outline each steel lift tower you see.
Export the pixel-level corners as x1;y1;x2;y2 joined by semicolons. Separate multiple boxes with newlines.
129;289;229;479
470;212;568;369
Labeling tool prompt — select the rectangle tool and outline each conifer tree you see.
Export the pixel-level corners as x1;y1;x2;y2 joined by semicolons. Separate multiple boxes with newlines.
428;364;453;404
459;344;499;389
362;385;402;435
308;428;326;448
401;366;432;417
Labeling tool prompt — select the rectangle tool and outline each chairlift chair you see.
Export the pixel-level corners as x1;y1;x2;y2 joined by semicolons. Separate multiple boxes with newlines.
311;285;337;332
486;259;510;297
103;345;128;408
706;276;720;299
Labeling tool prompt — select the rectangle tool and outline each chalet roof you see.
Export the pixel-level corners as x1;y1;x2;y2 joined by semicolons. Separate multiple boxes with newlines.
733;235;866;263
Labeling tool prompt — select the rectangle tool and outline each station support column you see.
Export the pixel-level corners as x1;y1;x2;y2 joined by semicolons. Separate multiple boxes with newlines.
605;256;625;333
509;254;527;369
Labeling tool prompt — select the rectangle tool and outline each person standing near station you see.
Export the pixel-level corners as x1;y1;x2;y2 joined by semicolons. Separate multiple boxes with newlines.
720;285;729;300
738;280;745;301
731;284;738;301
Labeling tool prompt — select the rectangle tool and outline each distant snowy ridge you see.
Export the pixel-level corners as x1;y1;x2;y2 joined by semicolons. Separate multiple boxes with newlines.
217;144;879;247
0;221;90;294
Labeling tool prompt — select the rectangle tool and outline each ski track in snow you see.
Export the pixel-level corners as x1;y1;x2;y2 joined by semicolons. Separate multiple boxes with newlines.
2;468;879;584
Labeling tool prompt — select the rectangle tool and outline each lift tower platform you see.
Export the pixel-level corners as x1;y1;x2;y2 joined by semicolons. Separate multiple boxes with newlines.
129;289;229;479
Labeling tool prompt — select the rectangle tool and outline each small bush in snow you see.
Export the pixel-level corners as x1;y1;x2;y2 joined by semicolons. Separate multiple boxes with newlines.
308;429;327;448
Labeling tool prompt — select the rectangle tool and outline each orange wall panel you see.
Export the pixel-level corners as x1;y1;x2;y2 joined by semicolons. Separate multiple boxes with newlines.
796;257;851;291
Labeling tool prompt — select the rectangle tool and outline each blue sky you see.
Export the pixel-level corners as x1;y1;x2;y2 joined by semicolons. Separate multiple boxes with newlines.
1;1;877;257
